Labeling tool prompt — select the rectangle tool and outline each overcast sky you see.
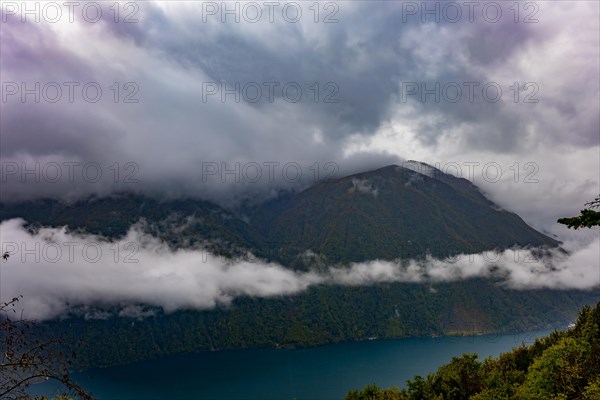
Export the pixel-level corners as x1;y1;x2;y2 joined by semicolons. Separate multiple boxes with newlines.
1;0;599;241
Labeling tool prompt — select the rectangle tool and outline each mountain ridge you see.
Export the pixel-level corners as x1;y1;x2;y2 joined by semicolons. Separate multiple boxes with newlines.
0;162;560;268
246;162;559;267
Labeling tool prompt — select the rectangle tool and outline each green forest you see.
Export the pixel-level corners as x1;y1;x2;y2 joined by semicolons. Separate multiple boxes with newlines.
35;280;598;370
345;300;600;400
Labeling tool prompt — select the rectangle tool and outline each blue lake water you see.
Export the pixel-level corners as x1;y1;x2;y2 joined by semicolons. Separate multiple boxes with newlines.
33;329;552;400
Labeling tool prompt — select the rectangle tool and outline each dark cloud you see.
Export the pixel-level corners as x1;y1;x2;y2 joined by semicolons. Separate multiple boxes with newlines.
0;1;598;235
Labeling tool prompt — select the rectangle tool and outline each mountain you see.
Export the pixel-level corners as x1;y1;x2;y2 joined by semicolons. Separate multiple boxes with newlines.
249;164;559;266
0;163;559;268
2;162;594;371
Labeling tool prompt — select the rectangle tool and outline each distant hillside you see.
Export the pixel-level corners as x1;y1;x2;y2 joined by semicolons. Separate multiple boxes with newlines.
0;194;262;259
35;281;600;371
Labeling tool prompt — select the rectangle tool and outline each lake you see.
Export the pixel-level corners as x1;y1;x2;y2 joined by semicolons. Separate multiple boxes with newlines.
32;329;552;400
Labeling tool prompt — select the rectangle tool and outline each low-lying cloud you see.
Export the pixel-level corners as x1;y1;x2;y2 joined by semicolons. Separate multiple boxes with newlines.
1;218;598;320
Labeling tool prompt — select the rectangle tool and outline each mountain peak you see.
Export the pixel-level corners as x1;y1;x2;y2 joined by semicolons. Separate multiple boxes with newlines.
250;161;559;265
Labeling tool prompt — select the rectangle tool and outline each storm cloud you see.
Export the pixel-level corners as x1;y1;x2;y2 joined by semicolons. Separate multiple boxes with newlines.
1;1;598;239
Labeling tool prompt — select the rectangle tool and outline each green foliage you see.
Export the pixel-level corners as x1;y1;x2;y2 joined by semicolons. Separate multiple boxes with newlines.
557;209;600;229
428;354;482;400
345;384;407;400
582;376;600;400
557;196;600;229
517;337;591;399
347;301;600;400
